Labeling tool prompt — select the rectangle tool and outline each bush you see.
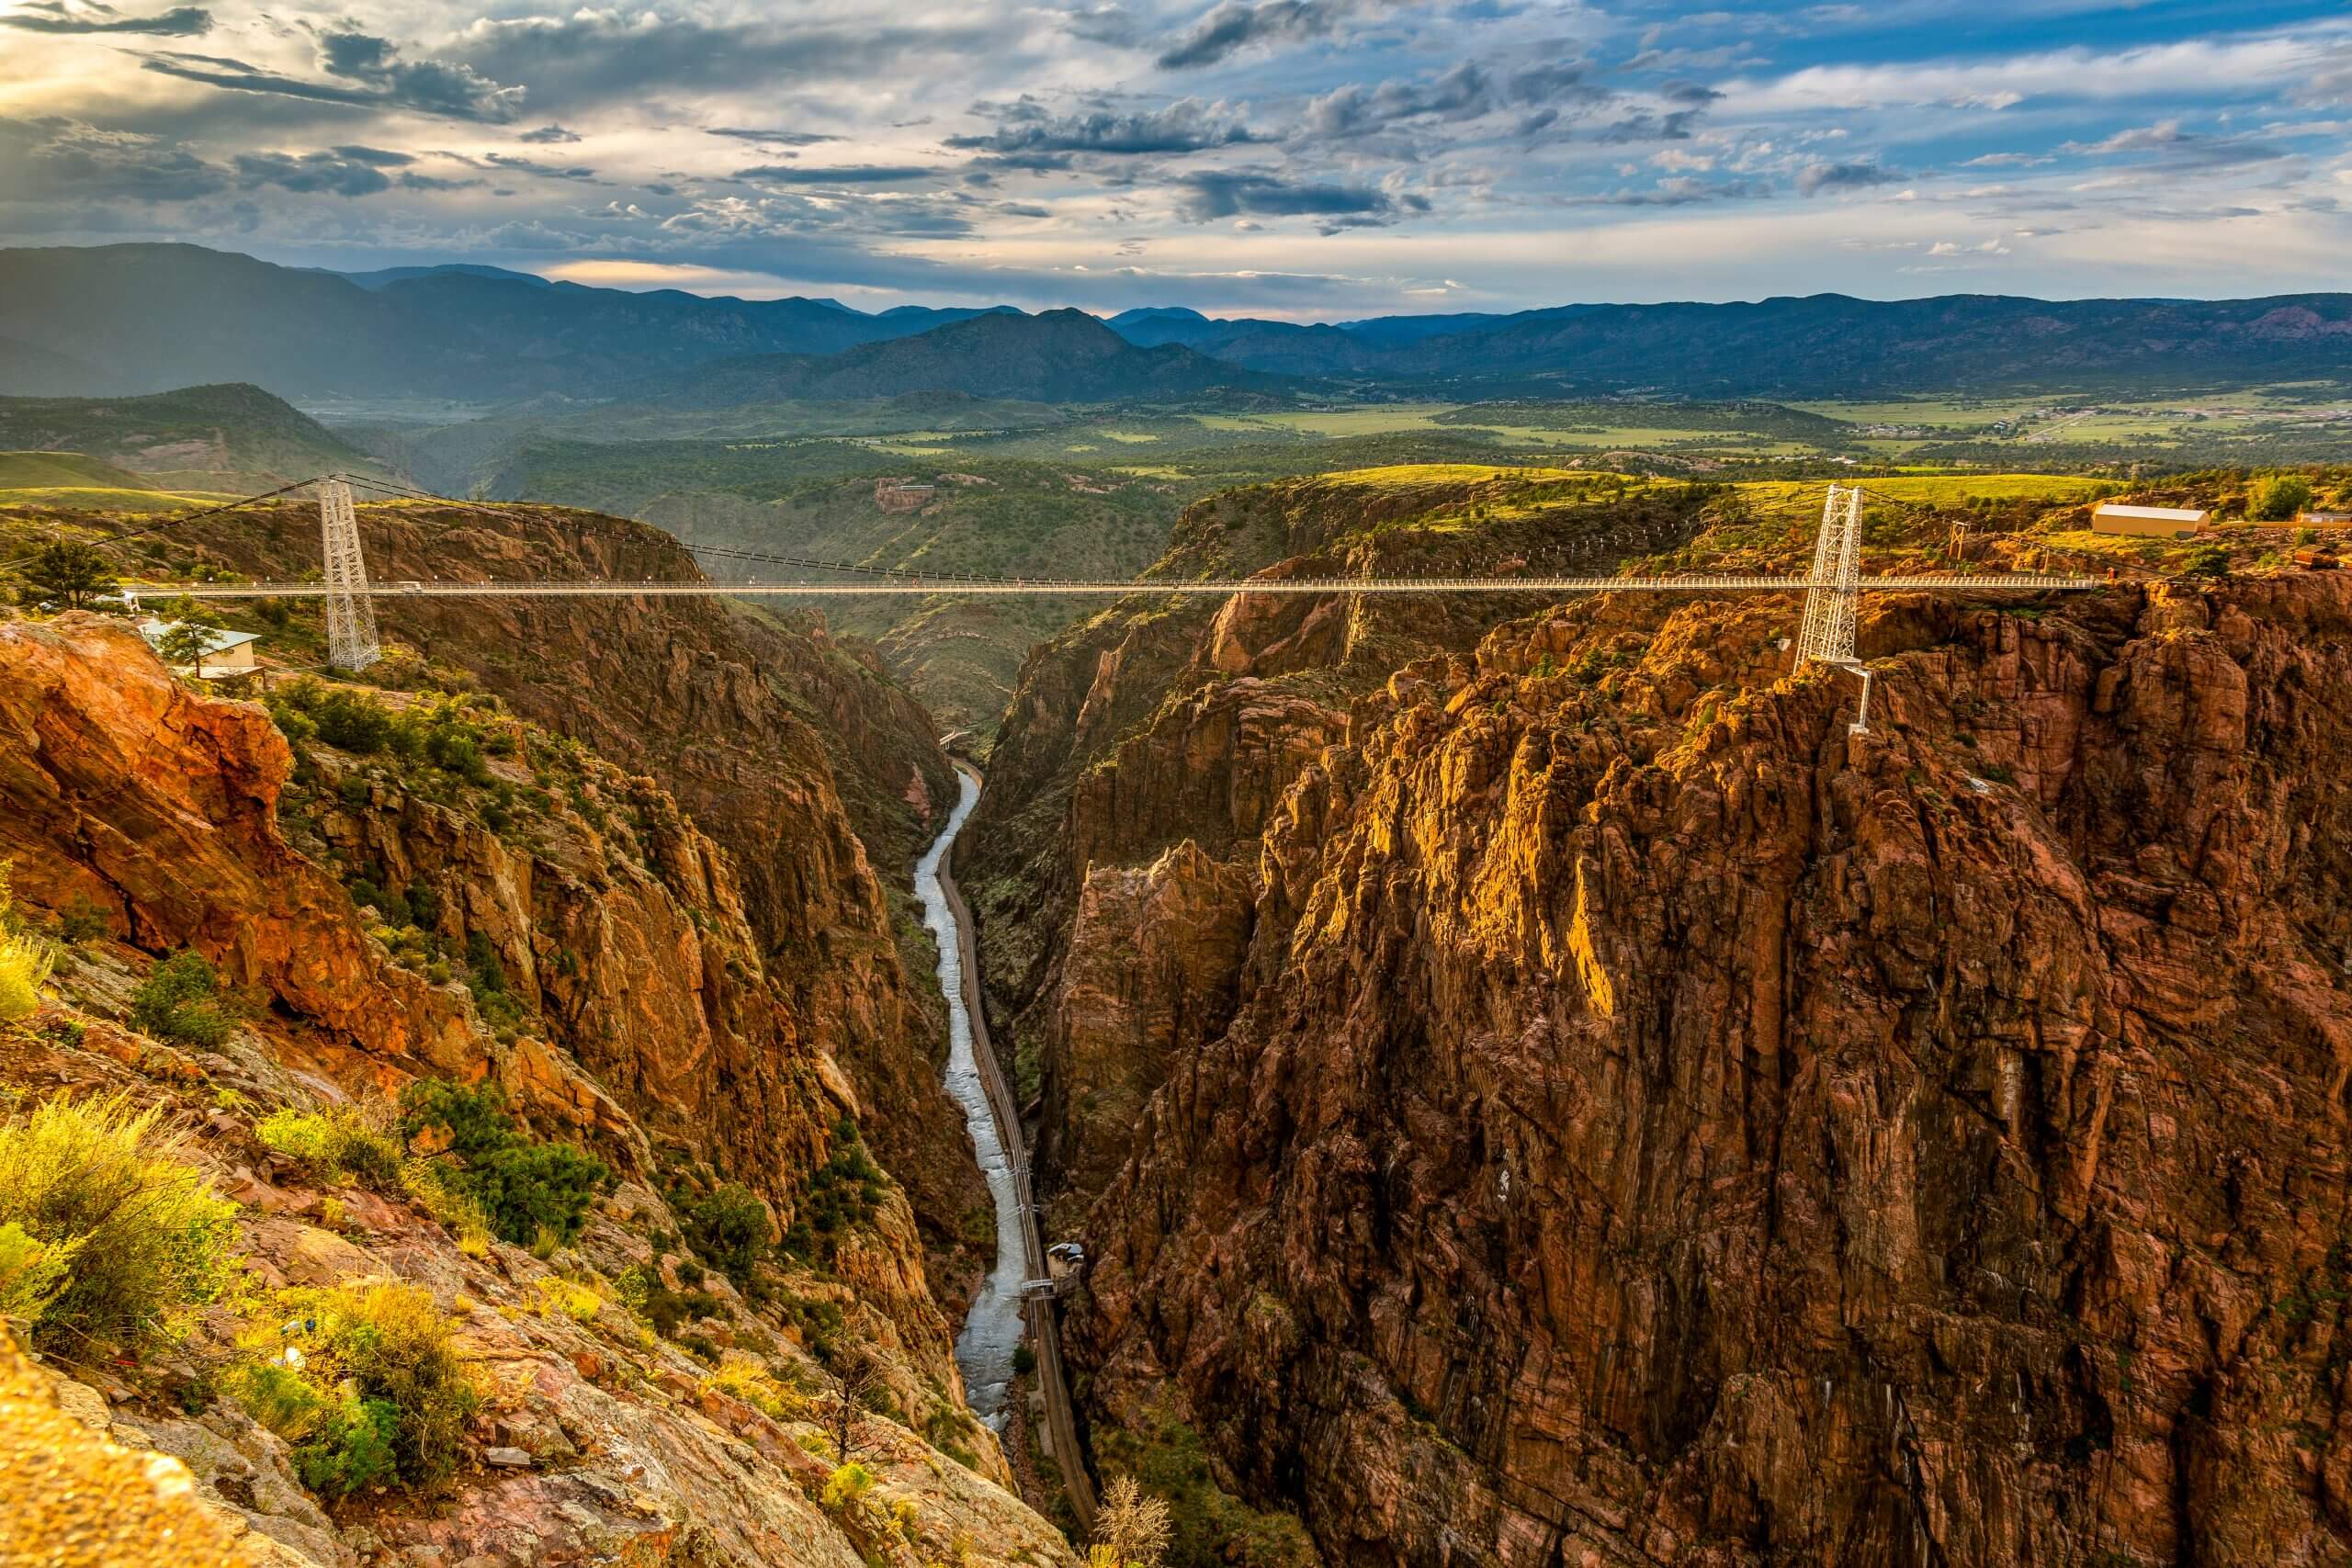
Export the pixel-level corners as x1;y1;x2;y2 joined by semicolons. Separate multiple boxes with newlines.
129;951;234;1047
54;897;108;946
257;1105;404;1190
0;1092;239;1351
2251;474;2313;523
682;1182;771;1285
780;1118;888;1262
0;928;50;1024
399;1079;609;1247
821;1461;874;1510
0;1221;72;1332
263;1280;481;1495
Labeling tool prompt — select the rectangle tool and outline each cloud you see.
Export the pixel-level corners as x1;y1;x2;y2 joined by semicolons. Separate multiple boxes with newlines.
518;124;582;144
735;164;945;186
1175;167;1427;231
1575;175;1760;207
481;152;598;182
234;147;408;197
1795;159;1905;195
707;127;842;147
2059;119;2285;171
451;12;990;115
140;32;524;122
948;98;1261;157
1158;0;1351;69
1;3;209;36
0;114;230;202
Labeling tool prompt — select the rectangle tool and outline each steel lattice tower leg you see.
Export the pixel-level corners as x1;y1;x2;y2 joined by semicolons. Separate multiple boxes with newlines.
1793;483;1873;733
320;476;381;672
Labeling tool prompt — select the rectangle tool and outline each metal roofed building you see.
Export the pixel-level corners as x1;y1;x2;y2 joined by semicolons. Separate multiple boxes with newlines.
2092;502;2211;539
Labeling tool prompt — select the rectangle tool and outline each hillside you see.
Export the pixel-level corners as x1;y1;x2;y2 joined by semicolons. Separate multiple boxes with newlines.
628;310;1292;409
0;451;156;490
0;384;382;492
0;245;1001;400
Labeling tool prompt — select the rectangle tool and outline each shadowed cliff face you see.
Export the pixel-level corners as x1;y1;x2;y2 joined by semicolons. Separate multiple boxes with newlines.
1074;577;2352;1564
974;469;2352;1562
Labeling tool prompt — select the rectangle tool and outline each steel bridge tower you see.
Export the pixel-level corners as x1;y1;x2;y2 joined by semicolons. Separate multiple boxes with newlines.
1793;482;1872;733
320;476;381;672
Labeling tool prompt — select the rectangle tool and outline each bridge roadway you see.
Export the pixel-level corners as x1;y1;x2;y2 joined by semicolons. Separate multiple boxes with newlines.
157;571;2100;601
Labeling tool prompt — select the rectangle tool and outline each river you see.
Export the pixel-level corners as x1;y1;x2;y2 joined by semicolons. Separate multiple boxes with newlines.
914;766;1024;1429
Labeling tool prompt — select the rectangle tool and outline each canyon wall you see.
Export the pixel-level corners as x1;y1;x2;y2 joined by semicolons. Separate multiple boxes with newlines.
171;500;986;1290
0;612;1071;1564
975;471;2352;1563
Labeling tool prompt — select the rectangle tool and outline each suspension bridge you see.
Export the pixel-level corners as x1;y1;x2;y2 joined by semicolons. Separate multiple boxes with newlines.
118;473;2098;734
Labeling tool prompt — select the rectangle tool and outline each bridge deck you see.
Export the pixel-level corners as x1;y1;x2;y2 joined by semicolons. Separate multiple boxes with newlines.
156;572;2100;600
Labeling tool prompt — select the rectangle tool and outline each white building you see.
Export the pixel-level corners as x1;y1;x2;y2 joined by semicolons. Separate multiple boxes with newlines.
137;618;262;673
2092;502;2210;539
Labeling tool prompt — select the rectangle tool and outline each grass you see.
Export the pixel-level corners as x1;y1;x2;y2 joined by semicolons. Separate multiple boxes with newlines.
0;928;51;1023
0;1091;240;1353
1316;462;1581;489
0;486;224;513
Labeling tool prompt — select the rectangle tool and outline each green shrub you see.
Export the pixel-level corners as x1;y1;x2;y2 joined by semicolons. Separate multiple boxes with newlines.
0;1221;74;1332
821;1461;874;1509
682;1182;771;1285
241;1280;481;1495
399;1079;609;1247
54;897;108;946
781;1118;888;1261
0;1092;239;1352
129;951;234;1047
2251;474;2313;523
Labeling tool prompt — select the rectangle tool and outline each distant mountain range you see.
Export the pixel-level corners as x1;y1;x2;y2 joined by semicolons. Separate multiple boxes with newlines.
0;243;2346;406
626;310;1285;408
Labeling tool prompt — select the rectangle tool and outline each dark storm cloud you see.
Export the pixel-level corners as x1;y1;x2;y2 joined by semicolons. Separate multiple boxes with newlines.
2;3;211;36
735;164;945;186
1176;168;1427;231
139;32;523;122
450;14;992;115
517;124;582;144
947;99;1261;157
1158;0;1351;69
1795;160;1905;195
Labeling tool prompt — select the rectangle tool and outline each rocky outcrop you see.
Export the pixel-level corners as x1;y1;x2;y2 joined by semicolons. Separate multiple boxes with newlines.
169;498;986;1301
1066;571;2352;1564
0;613;1077;1564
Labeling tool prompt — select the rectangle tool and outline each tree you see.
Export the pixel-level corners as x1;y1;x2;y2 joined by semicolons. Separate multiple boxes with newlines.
17;542;116;609
154;619;220;677
1092;1474;1174;1568
828;1348;882;1464
2250;474;2313;523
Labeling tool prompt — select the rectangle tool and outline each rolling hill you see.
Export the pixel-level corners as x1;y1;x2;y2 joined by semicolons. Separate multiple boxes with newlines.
0;382;387;491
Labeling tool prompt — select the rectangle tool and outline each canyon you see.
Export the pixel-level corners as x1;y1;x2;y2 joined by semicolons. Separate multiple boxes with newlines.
967;469;2352;1564
6;465;2352;1567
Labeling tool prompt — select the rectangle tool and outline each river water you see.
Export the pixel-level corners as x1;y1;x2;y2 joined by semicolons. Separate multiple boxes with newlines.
914;767;1024;1429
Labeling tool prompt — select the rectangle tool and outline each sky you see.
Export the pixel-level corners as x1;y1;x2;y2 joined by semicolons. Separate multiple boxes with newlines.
1;0;2347;319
